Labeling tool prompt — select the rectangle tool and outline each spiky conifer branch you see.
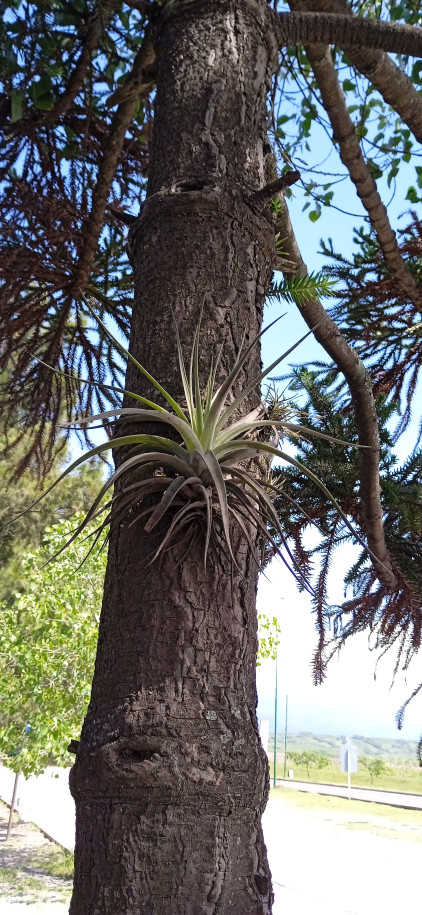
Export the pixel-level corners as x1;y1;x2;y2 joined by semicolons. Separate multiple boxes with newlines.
319;216;422;442
268;271;337;305
270;370;422;686
271;194;398;591
0;2;153;474
71;31;155;298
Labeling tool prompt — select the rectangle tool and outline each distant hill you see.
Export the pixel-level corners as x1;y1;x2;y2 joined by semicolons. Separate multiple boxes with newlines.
269;732;419;763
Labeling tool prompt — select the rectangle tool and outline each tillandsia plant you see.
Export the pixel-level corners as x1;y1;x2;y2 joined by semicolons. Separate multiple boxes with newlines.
23;304;372;584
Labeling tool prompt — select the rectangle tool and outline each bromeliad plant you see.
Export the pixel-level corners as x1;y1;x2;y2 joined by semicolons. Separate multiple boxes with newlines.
26;307;367;578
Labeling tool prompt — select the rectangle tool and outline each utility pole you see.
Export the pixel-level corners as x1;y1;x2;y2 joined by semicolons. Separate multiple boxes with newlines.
283;694;288;778
6;773;19;842
273;651;278;787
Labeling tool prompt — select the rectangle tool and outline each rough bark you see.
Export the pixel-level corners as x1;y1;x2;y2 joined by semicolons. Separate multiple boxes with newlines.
69;1;278;912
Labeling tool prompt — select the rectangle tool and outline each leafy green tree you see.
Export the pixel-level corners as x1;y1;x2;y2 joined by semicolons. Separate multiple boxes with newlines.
1;1;422;910
257;615;282;666
361;756;388;788
0;514;106;776
287;750;330;779
0;423;105;604
0;521;277;777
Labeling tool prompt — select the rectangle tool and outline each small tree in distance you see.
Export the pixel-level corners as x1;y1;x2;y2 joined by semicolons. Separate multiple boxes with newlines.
361;757;387;788
257;615;281;666
287;750;330;780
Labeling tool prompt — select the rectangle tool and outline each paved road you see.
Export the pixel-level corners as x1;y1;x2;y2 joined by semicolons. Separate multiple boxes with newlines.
276;777;422;809
265;788;422;915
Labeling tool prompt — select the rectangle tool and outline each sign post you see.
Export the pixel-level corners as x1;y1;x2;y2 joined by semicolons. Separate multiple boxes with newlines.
5;724;31;841
5;773;19;842
283;694;288;778
340;738;358;799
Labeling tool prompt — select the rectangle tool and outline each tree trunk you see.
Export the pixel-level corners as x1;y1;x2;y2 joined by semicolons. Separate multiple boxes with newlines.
69;1;278;912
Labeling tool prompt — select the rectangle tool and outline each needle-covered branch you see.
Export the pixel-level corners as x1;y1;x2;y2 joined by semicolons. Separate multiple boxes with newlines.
43;1;116;126
71;32;156;297
273;194;398;591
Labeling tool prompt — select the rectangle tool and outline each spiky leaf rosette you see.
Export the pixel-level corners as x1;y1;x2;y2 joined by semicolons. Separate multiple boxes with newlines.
20;311;366;579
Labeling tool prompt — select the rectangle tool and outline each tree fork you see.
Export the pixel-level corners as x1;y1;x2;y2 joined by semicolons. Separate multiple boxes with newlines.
299;0;422;144
69;1;278;911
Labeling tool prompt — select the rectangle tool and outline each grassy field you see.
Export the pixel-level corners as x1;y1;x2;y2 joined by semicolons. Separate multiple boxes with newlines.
269;785;422;839
269;732;419;763
269;756;422;792
265;732;422;793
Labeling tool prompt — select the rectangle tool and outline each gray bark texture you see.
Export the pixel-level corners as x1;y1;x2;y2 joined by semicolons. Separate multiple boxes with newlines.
69;1;278;912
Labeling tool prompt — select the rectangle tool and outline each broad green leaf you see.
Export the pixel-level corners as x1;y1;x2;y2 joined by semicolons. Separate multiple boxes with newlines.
10;88;25;123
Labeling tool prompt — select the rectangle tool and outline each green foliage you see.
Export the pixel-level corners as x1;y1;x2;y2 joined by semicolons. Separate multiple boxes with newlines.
287;750;329;778
268;272;338;306
0;425;104;604
257;614;281;665
360;756;388;787
0;514;106;776
0;517;280;777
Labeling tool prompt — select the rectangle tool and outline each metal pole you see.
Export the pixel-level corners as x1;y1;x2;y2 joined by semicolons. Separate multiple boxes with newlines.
273;651;278;787
347;752;351;800
6;773;19;842
283;694;288;778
